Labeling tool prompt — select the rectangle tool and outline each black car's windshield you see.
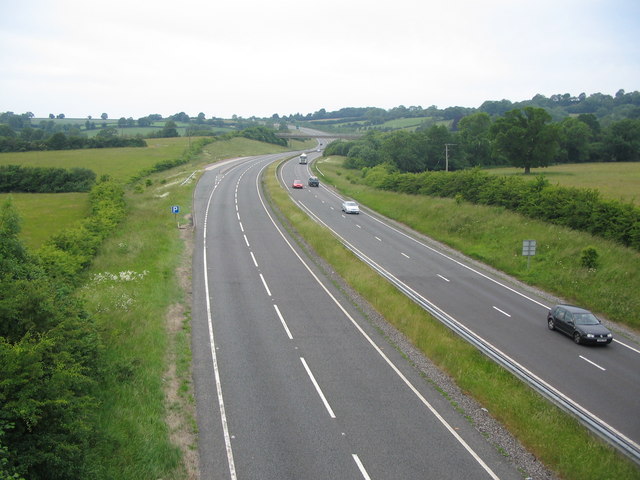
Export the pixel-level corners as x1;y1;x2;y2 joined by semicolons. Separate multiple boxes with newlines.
574;313;599;325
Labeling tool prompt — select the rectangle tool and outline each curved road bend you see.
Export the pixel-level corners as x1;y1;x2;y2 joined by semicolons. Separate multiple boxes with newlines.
191;153;524;479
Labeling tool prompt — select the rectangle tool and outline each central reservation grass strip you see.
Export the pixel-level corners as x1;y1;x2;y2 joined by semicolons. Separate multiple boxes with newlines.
263;160;640;480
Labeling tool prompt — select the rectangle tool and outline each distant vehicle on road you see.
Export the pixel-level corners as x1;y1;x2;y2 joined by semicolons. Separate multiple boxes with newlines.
308;176;319;187
292;179;303;189
547;305;613;345
341;200;360;214
299;153;308;164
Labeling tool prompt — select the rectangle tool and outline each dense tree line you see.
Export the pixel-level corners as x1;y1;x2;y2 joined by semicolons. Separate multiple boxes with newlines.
0;179;126;479
287;89;640;128
325;107;640;173
0;127;146;153
0;165;96;193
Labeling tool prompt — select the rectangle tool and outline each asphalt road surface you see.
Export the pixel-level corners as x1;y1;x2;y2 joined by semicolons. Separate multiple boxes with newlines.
191;153;529;479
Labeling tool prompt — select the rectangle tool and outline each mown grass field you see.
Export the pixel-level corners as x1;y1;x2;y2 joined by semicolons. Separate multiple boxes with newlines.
0;137;190;180
487;162;640;205
0;192;90;249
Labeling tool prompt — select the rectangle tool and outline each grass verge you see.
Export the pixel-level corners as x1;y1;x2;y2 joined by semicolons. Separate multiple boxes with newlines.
263;159;640;479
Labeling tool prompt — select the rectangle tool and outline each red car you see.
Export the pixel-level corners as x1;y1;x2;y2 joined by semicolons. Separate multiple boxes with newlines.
292;179;303;189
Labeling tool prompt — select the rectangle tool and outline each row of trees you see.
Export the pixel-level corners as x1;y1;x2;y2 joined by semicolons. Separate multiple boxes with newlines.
286;89;640;128
0;128;147;153
0;165;96;193
326;107;640;173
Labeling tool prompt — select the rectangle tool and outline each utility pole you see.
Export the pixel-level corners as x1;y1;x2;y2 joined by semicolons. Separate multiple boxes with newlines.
445;144;457;171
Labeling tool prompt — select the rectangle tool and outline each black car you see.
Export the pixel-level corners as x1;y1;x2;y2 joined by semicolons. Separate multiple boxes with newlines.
547;305;613;345
308;176;319;187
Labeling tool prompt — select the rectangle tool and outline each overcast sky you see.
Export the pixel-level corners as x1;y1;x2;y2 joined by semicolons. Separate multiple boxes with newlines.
1;0;638;120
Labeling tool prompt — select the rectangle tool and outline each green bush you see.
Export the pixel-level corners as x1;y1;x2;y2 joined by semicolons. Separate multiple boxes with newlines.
0;200;103;478
0;165;96;193
580;246;599;269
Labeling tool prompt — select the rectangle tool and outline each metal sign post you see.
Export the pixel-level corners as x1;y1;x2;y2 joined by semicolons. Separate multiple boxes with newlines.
522;239;536;269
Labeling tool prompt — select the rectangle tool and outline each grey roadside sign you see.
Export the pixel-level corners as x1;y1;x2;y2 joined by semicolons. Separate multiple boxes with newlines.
522;239;536;268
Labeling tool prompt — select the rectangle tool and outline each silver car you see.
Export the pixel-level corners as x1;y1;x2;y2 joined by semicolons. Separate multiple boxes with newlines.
341;200;360;214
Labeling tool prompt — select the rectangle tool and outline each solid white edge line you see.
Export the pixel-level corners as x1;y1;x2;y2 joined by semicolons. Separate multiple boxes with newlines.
202;170;237;480
352;454;372;480
300;357;336;418
273;304;293;340
613;338;640;354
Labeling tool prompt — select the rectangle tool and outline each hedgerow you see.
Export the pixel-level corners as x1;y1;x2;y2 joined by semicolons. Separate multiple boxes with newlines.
0;165;96;193
359;166;640;250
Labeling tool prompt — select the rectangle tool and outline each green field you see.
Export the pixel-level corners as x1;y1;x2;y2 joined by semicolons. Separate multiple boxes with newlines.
0;136;313;250
0;192;90;249
487;162;640;205
307;116;451;132
0;137;191;180
31;117;243;138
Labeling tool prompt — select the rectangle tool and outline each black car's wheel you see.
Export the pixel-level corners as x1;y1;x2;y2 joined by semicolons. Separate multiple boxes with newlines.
573;332;582;344
547;318;555;330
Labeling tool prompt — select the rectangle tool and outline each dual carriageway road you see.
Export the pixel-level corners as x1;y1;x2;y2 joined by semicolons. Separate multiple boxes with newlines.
191;147;640;479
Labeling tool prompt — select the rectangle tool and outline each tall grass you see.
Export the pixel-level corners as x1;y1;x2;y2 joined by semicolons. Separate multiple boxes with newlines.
265;160;640;479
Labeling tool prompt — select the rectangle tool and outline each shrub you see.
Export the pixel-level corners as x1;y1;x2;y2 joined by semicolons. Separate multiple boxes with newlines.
580;247;599;269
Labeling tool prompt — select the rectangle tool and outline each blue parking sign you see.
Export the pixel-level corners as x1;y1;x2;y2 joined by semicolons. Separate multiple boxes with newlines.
171;205;180;214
